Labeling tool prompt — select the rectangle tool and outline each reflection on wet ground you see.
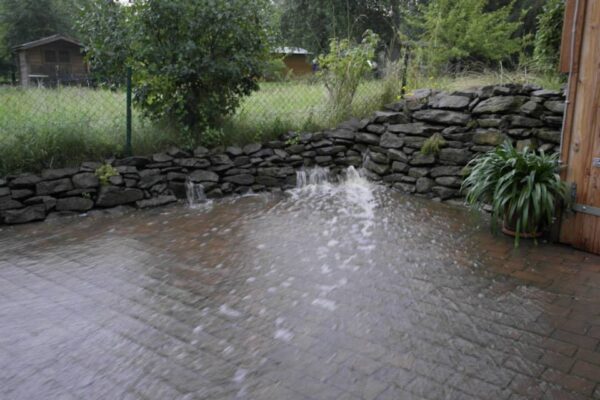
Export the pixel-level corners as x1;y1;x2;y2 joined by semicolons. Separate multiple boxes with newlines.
1;170;599;399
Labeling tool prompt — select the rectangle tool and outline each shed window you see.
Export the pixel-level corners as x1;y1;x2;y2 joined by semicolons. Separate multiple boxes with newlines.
58;50;70;63
44;50;57;63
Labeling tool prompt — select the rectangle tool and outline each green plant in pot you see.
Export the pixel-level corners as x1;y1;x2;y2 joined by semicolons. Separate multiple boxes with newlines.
462;142;569;246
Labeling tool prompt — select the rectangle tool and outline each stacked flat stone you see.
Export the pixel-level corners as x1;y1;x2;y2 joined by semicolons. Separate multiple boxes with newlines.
0;83;565;225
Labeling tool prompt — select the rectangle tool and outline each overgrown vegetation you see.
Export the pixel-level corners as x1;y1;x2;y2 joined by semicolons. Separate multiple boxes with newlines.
318;30;380;124
462;142;569;245
421;133;446;156
79;0;273;138
532;0;565;72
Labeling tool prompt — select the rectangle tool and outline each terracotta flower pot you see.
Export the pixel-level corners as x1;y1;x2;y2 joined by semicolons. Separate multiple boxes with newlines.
501;213;543;239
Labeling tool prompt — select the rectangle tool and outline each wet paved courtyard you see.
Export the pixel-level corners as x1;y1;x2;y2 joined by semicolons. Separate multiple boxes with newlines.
1;171;600;400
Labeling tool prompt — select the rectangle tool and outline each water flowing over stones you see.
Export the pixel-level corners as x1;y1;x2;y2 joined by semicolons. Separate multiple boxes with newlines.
0;83;565;225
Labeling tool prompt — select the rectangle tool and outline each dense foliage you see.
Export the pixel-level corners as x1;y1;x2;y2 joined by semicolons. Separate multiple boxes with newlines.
318;30;380;122
416;0;523;73
462;142;569;245
79;0;273;139
533;0;565;72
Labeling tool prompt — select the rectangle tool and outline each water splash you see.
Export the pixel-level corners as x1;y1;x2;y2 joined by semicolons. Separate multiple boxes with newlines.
296;166;331;187
186;179;208;208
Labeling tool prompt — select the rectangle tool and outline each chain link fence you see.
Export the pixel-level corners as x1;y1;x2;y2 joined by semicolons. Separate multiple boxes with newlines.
0;59;410;175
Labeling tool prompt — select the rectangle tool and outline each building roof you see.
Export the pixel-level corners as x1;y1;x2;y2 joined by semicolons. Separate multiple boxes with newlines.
12;34;82;51
272;47;311;55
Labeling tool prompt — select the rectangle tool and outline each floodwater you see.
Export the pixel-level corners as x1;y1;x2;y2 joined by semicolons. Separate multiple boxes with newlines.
1;168;599;399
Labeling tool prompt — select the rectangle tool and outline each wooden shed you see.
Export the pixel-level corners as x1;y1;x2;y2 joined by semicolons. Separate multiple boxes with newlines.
558;0;600;254
272;47;313;76
12;34;88;87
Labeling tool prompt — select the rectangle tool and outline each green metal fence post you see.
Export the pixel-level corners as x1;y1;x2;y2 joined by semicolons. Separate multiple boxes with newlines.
125;66;133;156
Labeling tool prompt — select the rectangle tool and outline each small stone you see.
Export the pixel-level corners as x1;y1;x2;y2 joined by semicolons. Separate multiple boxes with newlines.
356;133;380;145
391;161;409;173
368;152;388;164
516;138;538;152
388;149;409;163
536;129;561;144
432;186;457;199
520;101;545;117
189;170;219;183
10;189;34;200
366;124;386;135
544;100;565;114
507;115;543;128
114;156;150;168
41;168;79;180
428;93;471;110
9;174;41;188
138;175;166;190
409;153;435;166
23;196;57;210
56;197;94;212
36;178;73;196
96;186;144;207
473;130;508;146
136;195;177;209
380;132;404;149
72;173;99;189
412;110;470;126
109;175;124;186
152;153;173;163
210;154;232;165
435;176;462;188
2;205;46;224
0;196;23;210
193;146;209;157
364;159;389;175
409;168;429;178
416;177;434;193
226;146;243;157
373;111;409;124
327;129;355;141
439;148;472;165
430;166;464;177
243;143;262;155
0;187;10;197
472;96;524;114
223;174;255;186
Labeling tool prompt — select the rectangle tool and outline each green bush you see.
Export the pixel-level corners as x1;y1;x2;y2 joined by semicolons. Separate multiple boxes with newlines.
421;133;446;156
417;0;522;74
462;142;569;245
533;0;565;73
317;30;379;124
79;0;273;141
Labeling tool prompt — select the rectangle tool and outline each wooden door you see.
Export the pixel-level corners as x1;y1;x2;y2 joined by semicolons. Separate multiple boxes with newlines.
560;0;600;254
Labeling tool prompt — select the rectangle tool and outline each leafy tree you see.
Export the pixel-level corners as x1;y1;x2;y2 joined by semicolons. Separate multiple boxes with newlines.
80;0;273;138
278;0;415;53
318;30;379;122
417;0;522;73
533;0;565;72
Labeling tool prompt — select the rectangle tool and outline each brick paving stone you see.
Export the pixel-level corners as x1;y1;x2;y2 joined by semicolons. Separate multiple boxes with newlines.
0;190;599;399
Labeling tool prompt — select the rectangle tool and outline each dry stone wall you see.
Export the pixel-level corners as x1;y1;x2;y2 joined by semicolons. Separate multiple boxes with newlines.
0;83;565;225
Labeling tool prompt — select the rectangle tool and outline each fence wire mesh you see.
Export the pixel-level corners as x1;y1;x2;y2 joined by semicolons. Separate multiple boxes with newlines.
0;62;408;176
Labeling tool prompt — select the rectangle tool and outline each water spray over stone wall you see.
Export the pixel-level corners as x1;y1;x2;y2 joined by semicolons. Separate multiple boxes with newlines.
0;84;565;225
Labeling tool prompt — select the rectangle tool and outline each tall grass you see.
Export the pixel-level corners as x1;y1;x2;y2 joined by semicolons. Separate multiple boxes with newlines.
219;79;388;146
0;86;181;175
0;69;563;175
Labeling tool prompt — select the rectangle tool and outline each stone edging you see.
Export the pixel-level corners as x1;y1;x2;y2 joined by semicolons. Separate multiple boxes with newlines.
0;83;565;225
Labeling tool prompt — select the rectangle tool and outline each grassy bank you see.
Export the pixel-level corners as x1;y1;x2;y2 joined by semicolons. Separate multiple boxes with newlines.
0;71;563;175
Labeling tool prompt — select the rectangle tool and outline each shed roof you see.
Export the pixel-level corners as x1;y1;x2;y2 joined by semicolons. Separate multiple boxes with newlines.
272;47;311;55
12;34;82;51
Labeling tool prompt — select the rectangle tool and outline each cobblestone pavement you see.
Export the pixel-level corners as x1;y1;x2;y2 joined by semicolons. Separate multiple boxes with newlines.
1;178;599;400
